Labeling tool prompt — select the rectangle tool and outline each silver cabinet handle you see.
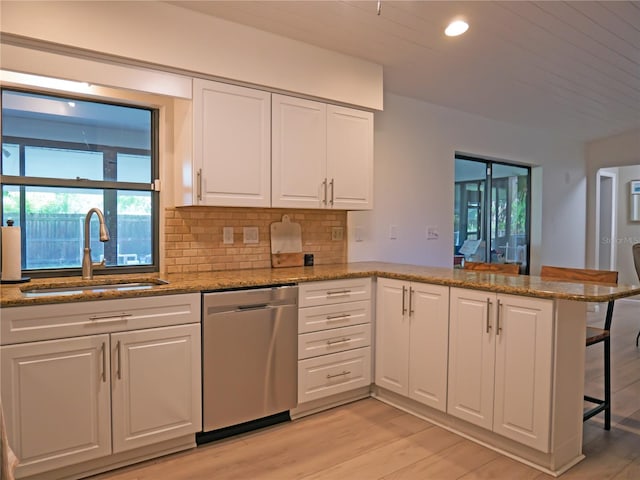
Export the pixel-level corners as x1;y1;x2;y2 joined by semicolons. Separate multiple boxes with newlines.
402;285;407;315
409;287;414;316
326;313;351;321
329;178;334;206
322;178;328;206
497;299;503;335
326;337;351;346
326;370;351;379
100;342;106;383
326;289;351;297
197;168;203;201
116;340;122;380
486;298;492;333
89;313;132;322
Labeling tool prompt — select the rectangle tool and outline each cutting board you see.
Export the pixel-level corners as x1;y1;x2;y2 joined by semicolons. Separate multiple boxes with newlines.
270;215;303;268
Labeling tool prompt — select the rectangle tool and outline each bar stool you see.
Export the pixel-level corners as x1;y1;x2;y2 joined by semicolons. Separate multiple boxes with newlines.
540;265;618;430
463;261;520;274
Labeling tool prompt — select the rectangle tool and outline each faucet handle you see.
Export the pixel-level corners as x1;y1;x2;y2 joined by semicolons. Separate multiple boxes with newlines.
93;259;107;270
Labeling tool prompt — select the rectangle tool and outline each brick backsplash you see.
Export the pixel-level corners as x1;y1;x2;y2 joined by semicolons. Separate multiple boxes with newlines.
163;207;347;274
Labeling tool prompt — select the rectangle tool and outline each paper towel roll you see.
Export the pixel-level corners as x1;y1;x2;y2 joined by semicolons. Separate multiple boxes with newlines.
1;223;22;281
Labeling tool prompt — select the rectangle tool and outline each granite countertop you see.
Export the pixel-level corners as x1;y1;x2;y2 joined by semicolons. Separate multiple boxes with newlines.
2;261;640;307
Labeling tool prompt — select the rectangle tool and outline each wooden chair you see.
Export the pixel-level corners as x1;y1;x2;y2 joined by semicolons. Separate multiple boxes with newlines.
463;261;520;274
540;265;618;430
633;243;640;347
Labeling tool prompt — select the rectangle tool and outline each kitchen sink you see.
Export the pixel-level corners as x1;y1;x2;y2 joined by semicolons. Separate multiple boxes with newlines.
21;279;169;297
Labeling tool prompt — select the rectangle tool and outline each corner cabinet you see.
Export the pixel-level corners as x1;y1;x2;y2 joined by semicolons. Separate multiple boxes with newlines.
272;94;373;210
0;294;201;479
375;278;449;412
447;287;553;452
191;79;271;207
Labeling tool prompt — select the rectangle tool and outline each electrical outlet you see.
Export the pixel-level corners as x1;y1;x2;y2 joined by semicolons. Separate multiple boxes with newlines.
331;226;344;241
355;226;364;242
243;226;259;244
223;226;234;244
389;224;398;240
426;225;439;240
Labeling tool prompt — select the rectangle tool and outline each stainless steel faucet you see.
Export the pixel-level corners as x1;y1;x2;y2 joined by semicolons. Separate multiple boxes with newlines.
82;208;110;280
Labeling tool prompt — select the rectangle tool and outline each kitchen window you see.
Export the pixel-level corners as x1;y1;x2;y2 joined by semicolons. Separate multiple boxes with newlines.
1;89;159;276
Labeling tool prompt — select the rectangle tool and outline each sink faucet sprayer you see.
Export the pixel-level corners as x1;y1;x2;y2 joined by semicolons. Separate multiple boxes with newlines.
82;207;110;280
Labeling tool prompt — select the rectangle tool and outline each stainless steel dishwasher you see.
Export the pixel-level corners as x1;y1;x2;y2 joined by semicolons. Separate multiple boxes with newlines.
198;285;298;443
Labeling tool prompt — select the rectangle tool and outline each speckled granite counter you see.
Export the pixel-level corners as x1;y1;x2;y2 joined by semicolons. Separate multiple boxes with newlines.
2;261;640;307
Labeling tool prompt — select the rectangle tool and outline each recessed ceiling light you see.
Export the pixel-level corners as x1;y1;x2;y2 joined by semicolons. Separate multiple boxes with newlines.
445;20;469;37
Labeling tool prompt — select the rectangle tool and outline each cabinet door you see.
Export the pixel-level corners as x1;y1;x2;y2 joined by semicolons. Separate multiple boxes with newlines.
1;335;111;477
375;278;409;396
111;324;201;453
408;283;449;412
326;105;373;210
493;294;553;452
272;94;327;208
193;79;271;207
447;288;496;429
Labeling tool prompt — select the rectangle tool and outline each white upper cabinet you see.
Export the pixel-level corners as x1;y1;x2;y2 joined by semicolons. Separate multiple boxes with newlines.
326;105;373;209
272;94;373;210
272;95;327;208
192;79;271;207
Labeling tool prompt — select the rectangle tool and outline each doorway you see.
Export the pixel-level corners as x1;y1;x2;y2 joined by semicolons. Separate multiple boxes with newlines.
595;170;616;271
454;155;531;274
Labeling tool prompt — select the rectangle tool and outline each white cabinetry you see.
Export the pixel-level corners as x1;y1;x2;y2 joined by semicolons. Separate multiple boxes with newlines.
1;294;201;479
272;94;373;210
447;288;553;452
295;278;372;411
191;79;271;207
375;278;449;412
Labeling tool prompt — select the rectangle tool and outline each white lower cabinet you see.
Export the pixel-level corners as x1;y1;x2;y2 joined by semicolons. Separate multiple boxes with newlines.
1;335;112;476
111;324;201;453
0;294;201;479
375;278;449;412
447;287;553;452
295;279;373;411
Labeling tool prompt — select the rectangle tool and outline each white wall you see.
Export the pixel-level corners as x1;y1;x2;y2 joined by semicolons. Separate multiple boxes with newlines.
0;1;382;110
349;92;587;273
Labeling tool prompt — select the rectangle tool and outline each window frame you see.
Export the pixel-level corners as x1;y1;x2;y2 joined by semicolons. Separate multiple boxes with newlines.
1;87;160;278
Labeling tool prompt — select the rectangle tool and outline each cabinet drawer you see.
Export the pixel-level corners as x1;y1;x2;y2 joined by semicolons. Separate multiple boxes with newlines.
298;300;371;334
1;293;201;345
298;278;371;308
298;347;371;403
298;324;371;360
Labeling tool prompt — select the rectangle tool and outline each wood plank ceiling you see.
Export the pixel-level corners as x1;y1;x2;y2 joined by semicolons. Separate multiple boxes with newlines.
169;1;640;143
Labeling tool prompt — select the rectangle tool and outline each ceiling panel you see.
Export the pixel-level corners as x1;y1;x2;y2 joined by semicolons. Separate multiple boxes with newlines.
168;0;640;142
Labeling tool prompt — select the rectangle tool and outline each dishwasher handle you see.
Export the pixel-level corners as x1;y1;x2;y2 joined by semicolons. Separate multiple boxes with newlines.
236;303;270;311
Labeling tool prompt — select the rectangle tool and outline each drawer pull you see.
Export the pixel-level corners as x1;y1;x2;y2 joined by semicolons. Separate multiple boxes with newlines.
326;289;351;297
89;313;132;322
326;370;351;380
326;337;351;346
326;313;351;321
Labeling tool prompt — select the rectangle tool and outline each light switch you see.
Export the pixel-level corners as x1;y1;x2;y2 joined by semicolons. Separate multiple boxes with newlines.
223;227;234;244
355;226;364;242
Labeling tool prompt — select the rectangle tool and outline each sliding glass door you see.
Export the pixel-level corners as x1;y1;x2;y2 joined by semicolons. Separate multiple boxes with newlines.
454;155;530;273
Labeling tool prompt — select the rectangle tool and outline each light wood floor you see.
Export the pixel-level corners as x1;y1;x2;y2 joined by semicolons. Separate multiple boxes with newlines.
92;299;640;480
